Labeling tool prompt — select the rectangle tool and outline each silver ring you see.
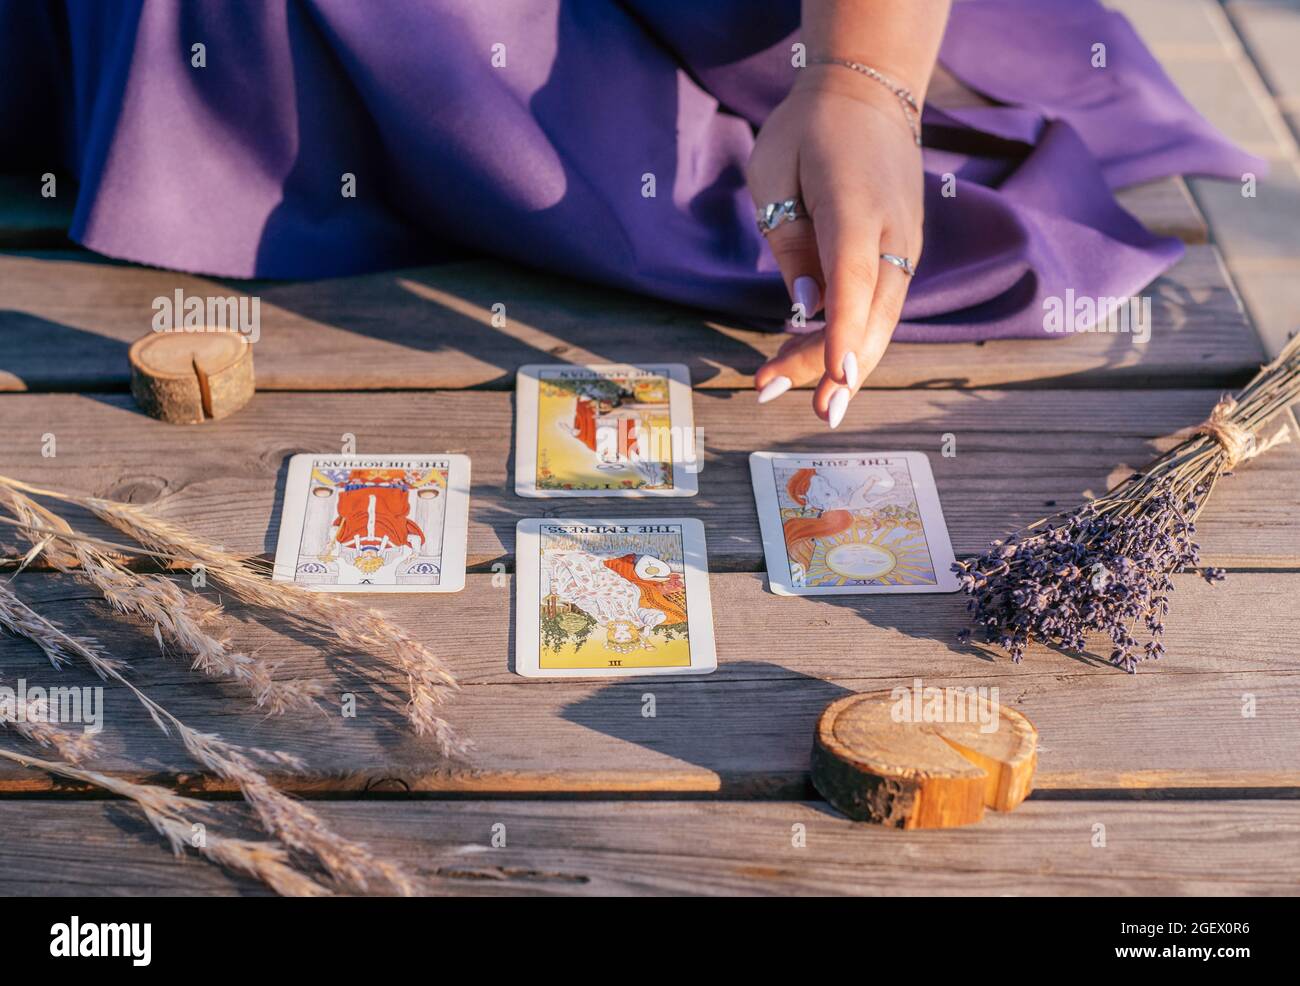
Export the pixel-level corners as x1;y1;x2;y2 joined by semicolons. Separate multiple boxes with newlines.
880;252;916;277
755;198;803;236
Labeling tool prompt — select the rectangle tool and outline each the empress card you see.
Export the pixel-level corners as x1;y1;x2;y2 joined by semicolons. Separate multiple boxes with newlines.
514;363;698;497
749;451;959;595
514;518;716;677
272;454;470;593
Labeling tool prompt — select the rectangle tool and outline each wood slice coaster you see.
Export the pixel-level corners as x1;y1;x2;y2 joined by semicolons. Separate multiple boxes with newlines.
812;690;1038;829
128;331;254;424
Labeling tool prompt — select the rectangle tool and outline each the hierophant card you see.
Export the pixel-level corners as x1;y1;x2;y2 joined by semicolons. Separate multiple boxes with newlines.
272;454;470;593
514;363;698;497
749;451;958;595
514;518;717;677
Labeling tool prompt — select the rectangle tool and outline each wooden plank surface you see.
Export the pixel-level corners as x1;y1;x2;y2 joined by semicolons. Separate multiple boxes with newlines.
2;388;1296;570
1115;177;1208;243
0;798;1294;896
0;243;1259;393
0;9;1281;902
0;176;74;249
1;571;1296;795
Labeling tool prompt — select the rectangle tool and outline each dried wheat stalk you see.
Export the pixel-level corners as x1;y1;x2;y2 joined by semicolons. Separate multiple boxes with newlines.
0;485;323;715
0;692;100;763
0;577;422;895
0;477;464;754
0;744;331;897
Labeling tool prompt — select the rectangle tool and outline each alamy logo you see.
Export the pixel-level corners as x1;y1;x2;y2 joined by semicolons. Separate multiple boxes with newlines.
0;679;102;734
595;424;705;474
50;916;151;966
152;288;261;342
1042;289;1151;344
890;678;1000;734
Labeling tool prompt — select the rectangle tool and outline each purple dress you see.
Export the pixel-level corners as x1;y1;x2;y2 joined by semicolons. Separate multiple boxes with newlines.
0;0;1261;340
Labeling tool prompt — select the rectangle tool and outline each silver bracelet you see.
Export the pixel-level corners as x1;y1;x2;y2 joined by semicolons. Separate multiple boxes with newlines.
813;58;922;146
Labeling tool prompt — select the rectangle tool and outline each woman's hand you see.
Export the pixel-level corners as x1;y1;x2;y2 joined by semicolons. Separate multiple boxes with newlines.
747;63;925;427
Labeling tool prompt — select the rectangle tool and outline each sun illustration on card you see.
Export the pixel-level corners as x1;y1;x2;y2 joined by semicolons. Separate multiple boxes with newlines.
799;523;936;587
776;463;938;589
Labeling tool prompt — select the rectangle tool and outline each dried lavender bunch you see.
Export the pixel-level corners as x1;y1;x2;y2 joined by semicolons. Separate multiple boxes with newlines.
957;332;1300;671
956;482;1212;671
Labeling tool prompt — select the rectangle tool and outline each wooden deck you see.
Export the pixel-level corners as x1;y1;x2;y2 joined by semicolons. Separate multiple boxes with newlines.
2;3;1300;896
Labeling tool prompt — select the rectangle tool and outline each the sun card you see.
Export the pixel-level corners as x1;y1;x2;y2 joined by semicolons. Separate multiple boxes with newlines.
272;453;470;593
514;363;699;497
749;451;959;595
514;518;717;677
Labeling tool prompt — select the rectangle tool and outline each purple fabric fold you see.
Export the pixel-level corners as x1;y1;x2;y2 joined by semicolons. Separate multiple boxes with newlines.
939;0;1262;188
0;0;1263;341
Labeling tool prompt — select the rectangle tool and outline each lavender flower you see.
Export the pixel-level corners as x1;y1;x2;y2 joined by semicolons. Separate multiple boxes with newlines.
957;331;1300;671
955;482;1221;672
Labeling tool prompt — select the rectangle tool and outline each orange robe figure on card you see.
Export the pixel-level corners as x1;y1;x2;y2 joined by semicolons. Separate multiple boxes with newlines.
333;472;425;560
572;397;598;452
603;553;688;625
782;468;853;570
570;396;640;463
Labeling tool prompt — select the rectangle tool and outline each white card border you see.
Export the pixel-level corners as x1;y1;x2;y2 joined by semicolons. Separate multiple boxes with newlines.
514;517;717;677
271;453;471;593
514;363;699;498
749;451;959;596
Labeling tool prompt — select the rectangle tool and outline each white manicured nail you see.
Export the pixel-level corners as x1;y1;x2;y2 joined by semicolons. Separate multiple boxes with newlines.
827;388;850;429
757;375;792;404
842;351;858;390
792;276;822;316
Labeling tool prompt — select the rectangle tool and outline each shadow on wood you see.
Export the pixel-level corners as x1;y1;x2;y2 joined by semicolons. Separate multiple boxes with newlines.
560;661;854;795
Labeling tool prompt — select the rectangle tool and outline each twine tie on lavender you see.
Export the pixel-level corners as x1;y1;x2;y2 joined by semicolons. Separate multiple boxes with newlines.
956;331;1300;672
1192;397;1292;468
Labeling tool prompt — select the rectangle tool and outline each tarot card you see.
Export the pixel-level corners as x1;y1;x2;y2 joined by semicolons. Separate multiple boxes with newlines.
749;451;959;595
514;518;717;677
514;363;699;497
272;453;470;593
